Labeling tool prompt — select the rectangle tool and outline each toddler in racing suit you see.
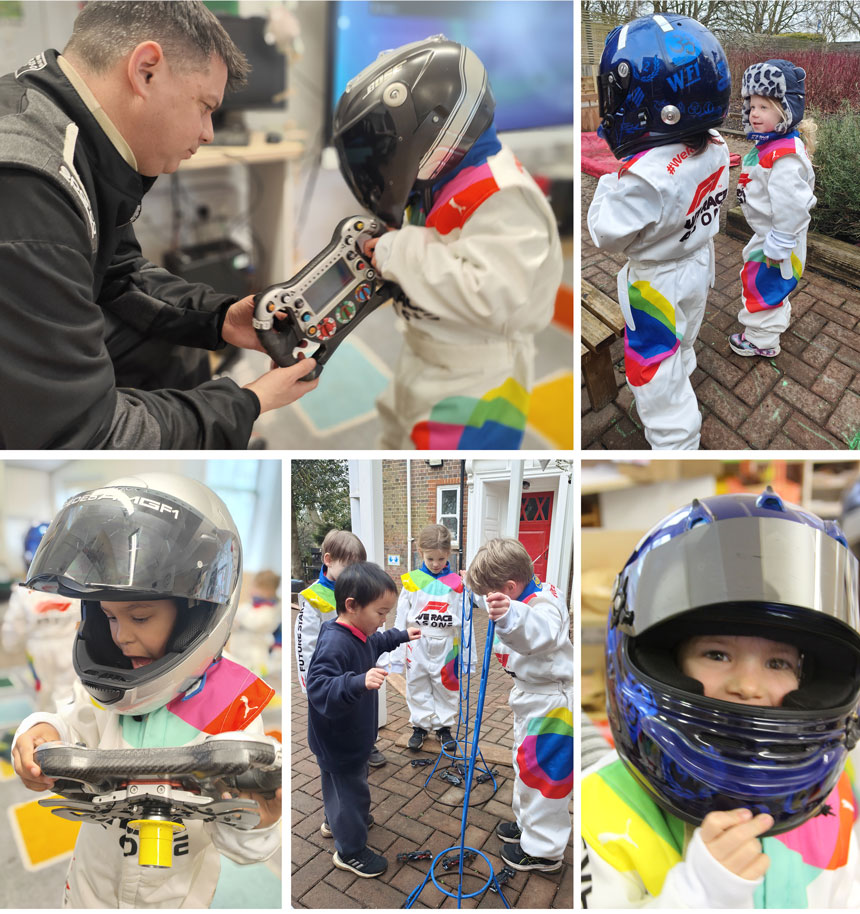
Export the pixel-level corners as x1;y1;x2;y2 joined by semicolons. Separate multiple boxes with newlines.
582;492;860;908
3;524;79;711
333;35;563;450
466;538;573;874
388;524;475;753
295;530;366;693
10;474;281;909
587;14;732;449
729;60;816;359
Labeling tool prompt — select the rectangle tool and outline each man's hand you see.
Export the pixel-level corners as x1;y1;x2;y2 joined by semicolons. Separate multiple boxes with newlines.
700;808;772;880
485;592;511;621
221;786;282;829
244;361;319;413
407;627;421;641
222;296;267;352
365;667;388;691
12;723;61;791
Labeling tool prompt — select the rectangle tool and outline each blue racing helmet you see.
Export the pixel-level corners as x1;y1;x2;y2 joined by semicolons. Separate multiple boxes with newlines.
606;488;860;835
597;13;731;159
23;522;49;569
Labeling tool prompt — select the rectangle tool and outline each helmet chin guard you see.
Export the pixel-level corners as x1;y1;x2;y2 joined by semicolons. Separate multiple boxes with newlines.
607;489;860;835
26;473;243;715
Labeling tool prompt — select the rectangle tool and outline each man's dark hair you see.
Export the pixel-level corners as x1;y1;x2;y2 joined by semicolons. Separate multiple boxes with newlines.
334;562;396;616
64;1;250;91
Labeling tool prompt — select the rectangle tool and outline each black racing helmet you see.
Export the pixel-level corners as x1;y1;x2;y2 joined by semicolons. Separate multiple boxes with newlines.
332;34;495;228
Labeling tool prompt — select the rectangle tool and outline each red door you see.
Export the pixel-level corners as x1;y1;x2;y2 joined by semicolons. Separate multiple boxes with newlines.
519;491;554;580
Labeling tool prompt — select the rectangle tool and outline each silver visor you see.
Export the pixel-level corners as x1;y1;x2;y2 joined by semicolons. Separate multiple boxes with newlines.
26;487;239;603
623;516;860;636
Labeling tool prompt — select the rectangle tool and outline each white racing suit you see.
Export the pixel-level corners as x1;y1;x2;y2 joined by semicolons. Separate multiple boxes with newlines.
1;583;79;710
735;133;815;349
388;564;476;732
588;132;731;449
229;598;279;678
294;573;336;694
12;655;279;908
491;579;573;861
372;144;563;450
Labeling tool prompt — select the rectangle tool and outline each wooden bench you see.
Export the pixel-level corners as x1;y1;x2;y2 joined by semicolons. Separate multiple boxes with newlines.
581;279;625;410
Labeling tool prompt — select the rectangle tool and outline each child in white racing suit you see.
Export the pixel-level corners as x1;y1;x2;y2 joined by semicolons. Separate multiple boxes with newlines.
466;538;573;873
11;474;281;908
229;569;280;677
729;59;816;359
295;530;366;693
333;35;563;450
3;523;79;710
587;14;732;450
388;524;474;752
582;491;860;908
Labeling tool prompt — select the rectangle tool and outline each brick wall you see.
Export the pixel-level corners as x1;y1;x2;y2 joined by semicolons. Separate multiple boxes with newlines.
381;460;471;587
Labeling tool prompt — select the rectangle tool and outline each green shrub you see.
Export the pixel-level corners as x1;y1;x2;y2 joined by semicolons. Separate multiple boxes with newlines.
774;32;826;42
809;104;860;245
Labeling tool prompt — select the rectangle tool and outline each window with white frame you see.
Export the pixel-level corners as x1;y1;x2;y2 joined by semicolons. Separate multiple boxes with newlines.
436;485;460;547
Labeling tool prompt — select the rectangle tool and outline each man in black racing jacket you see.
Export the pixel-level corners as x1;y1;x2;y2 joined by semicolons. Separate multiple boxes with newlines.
0;1;317;449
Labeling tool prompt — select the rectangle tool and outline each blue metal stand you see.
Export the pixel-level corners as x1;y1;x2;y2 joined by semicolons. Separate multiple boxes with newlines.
421;588;498;804
405;597;510;908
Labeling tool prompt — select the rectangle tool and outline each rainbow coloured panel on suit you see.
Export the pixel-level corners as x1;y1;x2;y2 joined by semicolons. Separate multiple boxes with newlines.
741;248;802;313
623;281;680;387
410;377;530;449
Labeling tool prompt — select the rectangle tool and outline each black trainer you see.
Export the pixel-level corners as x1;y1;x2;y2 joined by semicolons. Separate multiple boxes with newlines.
407;727;427;750
368;744;387;767
321;814;375;838
500;841;562;873
496;821;522;843
436;727;457;752
333;847;388;878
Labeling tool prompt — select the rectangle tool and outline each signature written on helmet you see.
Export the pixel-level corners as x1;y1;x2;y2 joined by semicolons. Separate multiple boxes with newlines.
65;491;181;519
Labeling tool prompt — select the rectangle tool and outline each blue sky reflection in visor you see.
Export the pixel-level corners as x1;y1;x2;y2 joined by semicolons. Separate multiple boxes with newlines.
26;487;238;603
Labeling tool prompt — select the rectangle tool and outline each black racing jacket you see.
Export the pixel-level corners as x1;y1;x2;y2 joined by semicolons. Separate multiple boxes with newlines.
0;50;260;448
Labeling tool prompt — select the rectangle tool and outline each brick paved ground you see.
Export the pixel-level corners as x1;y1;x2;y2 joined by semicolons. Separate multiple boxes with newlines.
581;164;860;450
290;603;573;909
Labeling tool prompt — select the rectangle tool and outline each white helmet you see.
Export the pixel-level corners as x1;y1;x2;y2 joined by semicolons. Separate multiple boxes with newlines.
26;473;242;715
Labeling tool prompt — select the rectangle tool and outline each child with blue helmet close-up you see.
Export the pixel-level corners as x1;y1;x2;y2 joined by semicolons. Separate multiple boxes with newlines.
582;489;860;908
587;14;732;451
729;59;817;359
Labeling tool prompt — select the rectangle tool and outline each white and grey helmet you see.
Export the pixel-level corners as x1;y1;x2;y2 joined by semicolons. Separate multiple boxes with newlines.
332;34;495;228
26;473;242;715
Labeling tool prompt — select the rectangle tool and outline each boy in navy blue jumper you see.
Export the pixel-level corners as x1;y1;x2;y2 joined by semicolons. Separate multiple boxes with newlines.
307;562;420;878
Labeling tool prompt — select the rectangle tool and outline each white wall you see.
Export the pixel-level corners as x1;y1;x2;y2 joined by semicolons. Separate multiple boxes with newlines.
0;459;281;582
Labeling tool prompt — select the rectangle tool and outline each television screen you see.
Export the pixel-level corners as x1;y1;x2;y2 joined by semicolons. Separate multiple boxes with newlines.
217;14;287;113
327;0;573;136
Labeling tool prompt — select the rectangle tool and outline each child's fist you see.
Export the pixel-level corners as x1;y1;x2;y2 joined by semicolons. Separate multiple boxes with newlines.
365;667;388;690
12;723;61;791
485;592;511;621
222;787;282;829
699;808;772;881
407;627;421;641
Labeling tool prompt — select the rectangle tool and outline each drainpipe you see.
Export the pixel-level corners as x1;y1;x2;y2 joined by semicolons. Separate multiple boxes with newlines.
406;459;412;571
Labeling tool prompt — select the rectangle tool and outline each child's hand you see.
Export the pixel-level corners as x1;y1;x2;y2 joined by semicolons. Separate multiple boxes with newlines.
365;667;388;690
407;627;421;641
700;808;772;880
485;592;511;621
12;723;61;791
363;232;393;272
221;787;282;829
